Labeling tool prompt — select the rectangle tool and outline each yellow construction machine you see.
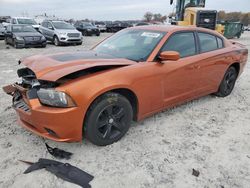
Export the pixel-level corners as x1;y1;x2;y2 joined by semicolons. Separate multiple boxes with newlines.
170;0;243;38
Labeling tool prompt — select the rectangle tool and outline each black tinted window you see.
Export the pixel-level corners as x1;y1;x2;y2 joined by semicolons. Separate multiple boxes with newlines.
198;32;218;53
161;32;196;58
217;37;224;48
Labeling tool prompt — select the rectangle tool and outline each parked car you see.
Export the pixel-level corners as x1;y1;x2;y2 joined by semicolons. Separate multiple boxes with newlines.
106;21;132;33
0;23;6;39
4;24;46;48
94;21;107;32
135;22;150;26
3;26;248;146
74;22;100;36
10;17;40;30
39;20;82;46
245;27;250;31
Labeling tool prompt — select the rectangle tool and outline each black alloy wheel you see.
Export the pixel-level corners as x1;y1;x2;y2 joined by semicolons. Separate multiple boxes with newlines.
215;66;238;97
84;93;133;146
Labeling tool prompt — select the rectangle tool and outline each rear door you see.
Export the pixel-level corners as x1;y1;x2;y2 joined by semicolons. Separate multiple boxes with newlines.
196;32;228;90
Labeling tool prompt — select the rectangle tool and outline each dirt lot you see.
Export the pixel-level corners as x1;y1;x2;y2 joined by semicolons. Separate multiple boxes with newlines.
0;32;250;188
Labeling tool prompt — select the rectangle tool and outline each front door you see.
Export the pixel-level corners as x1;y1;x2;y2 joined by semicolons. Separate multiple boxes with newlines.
158;31;207;107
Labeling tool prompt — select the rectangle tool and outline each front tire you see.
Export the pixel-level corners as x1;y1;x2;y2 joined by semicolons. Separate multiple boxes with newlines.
13;40;20;49
215;66;238;97
53;36;60;46
84;93;133;146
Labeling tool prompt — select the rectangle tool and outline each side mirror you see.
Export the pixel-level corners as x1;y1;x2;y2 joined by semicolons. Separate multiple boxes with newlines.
48;26;54;30
159;51;180;61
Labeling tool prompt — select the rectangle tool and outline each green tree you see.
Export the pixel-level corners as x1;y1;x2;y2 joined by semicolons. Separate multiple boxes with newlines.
144;12;153;22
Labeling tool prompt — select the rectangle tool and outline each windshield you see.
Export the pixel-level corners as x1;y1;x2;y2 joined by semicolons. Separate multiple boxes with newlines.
96;22;105;25
52;22;75;29
184;0;205;7
17;18;37;25
82;23;93;27
12;25;36;32
94;29;165;62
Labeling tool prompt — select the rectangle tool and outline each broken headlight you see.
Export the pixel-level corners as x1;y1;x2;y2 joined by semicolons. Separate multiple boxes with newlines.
37;89;76;108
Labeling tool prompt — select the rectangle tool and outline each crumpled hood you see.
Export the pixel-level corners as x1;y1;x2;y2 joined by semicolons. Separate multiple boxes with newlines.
20;51;136;82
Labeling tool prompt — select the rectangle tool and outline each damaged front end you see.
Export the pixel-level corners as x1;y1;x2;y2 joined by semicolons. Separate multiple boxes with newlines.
2;67;82;142
3;67;76;110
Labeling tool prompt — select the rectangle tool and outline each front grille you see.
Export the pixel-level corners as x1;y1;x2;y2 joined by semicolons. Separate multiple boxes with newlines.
67;33;80;38
197;11;217;30
13;99;30;112
24;36;41;41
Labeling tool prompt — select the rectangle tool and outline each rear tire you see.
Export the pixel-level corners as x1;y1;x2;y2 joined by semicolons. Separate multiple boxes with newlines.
84;92;133;146
214;66;238;97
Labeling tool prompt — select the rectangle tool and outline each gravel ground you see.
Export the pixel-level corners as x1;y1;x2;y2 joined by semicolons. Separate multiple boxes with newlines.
0;32;250;188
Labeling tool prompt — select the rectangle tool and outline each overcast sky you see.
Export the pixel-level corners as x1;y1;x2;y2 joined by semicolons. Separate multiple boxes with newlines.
0;0;249;21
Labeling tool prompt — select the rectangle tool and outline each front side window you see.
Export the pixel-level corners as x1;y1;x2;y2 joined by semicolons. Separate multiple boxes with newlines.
94;29;165;62
161;32;196;58
198;32;218;53
47;23;53;29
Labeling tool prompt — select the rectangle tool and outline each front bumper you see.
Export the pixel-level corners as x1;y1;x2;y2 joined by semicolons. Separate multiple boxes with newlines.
86;30;100;36
3;84;83;142
58;35;82;44
0;33;4;39
16;39;47;48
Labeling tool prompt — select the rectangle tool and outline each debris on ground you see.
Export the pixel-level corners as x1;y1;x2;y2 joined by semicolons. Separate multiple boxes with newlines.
20;158;94;188
192;169;200;177
45;143;73;160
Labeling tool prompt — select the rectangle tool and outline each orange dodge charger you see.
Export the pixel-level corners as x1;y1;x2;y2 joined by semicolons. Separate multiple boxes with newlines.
3;26;248;146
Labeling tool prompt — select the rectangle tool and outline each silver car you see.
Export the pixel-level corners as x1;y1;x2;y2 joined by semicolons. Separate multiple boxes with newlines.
39;20;82;46
0;23;6;39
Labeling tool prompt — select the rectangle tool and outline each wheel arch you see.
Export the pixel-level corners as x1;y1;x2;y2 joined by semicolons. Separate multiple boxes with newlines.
82;87;139;138
229;62;240;77
85;87;139;121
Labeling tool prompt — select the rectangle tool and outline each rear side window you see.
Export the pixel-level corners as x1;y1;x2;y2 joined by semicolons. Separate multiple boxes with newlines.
198;32;218;53
161;32;196;58
217;37;224;49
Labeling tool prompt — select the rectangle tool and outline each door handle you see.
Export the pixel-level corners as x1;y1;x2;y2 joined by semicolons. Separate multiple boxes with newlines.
188;65;201;69
194;65;201;69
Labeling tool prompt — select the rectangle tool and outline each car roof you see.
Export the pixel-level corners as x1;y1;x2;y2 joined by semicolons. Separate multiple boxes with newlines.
12;17;34;19
131;25;222;36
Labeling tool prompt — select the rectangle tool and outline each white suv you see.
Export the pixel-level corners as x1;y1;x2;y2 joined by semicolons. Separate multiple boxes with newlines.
10;17;40;30
39;20;82;46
